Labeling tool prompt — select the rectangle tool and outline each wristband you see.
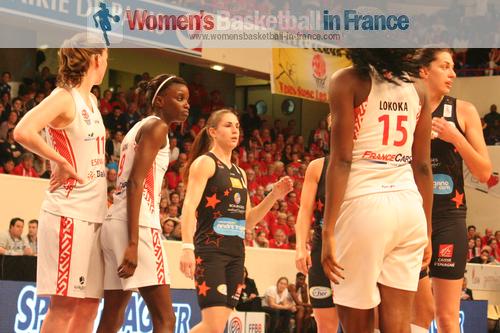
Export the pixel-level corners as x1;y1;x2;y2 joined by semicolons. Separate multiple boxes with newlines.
181;243;195;250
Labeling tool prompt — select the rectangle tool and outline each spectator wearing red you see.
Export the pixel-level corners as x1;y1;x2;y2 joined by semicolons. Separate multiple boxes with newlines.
250;128;264;147
260;164;278;188
100;89;113;116
110;91;128;112
313;119;329;151
294;136;306;154
482;228;493;246
254;220;270;238
165;162;182;190
12;152;39;177
187;73;208;122
487;238;500;262
293;181;303;202
286;215;296;235
263;201;279;229
201;89;225;115
275;133;285;152
289;152;302;170
270;212;292;238
286;192;300;216
189;117;206;140
269;229;290;249
273;161;285;179
467;238;477;261
244;168;259;195
285;164;299;183
244;230;255;247
261;128;272;145
251;185;266;206
0;158;15;174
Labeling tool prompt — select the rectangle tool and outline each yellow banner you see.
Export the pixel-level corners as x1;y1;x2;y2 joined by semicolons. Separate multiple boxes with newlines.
271;48;351;103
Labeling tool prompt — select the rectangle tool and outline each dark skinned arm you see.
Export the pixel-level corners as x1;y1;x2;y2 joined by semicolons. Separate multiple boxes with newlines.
118;119;168;278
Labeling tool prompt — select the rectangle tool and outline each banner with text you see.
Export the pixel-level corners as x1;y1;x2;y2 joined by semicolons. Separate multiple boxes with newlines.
271;48;350;103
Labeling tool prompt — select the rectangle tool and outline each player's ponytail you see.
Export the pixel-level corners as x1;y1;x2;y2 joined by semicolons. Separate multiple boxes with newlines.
57;33;105;88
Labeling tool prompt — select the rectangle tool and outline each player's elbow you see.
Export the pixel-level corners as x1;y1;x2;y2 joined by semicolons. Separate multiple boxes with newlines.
13;126;29;146
412;160;432;176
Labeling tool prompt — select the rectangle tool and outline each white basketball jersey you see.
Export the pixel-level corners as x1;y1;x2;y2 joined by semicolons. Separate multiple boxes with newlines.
108;116;170;230
344;74;421;200
42;88;107;223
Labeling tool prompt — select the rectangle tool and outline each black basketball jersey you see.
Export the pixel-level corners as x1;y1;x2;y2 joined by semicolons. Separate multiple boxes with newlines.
312;157;328;241
194;152;248;256
431;96;467;219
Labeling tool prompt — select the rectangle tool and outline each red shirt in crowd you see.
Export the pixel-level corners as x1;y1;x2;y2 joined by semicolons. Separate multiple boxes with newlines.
12;163;38;177
269;239;290;249
270;223;293;238
165;170;181;190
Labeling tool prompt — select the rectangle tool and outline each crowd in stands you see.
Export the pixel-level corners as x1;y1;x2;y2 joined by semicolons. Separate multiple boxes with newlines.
0;52;498;253
466;226;500;265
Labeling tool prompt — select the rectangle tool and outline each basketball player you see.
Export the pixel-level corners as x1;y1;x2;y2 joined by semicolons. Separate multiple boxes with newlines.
97;75;189;332
321;49;434;333
412;49;492;333
295;116;339;333
179;109;293;333
13;33;108;333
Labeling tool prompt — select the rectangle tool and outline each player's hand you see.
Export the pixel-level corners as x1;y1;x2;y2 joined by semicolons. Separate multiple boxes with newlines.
295;247;312;275
422;238;432;269
118;243;138;278
432;117;461;144
180;248;196;279
270;176;294;200
49;159;84;192
321;233;344;284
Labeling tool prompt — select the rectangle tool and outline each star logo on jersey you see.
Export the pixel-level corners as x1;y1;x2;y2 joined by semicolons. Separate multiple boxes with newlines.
204;230;224;248
451;190;464;208
195;256;203;265
195;265;205;279
205;193;221;209
224;189;231;197
316;199;324;212
197;281;211;296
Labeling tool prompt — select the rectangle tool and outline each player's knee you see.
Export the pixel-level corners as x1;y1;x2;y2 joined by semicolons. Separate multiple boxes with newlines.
435;310;458;329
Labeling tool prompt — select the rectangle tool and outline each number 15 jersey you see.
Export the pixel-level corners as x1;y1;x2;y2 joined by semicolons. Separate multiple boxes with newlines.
344;73;421;200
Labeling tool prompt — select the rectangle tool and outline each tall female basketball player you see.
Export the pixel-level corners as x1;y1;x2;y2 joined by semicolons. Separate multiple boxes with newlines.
97;74;190;333
14;33;108;333
412;49;492;333
321;49;434;333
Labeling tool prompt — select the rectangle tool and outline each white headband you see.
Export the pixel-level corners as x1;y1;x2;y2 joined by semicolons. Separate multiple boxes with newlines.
151;76;176;105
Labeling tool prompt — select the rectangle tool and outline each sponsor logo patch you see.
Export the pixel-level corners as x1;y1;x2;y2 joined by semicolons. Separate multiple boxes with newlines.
309;286;332;299
433;174;453;195
438;244;454;258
